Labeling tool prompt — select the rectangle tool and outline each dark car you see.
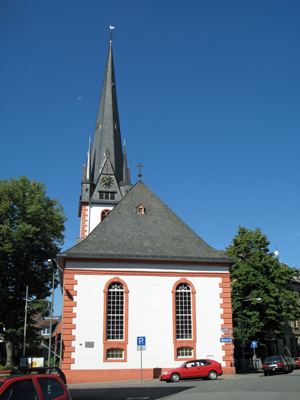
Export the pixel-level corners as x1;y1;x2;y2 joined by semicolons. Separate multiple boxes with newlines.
0;374;72;400
10;366;66;384
262;355;289;376
159;359;223;382
287;357;296;371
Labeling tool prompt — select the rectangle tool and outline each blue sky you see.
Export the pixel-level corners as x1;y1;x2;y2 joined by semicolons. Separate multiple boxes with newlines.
1;0;299;315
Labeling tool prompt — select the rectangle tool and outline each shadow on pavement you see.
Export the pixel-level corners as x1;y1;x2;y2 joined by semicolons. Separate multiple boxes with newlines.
70;385;194;400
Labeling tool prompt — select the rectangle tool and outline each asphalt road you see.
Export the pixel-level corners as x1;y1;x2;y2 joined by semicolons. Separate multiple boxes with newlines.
69;369;300;400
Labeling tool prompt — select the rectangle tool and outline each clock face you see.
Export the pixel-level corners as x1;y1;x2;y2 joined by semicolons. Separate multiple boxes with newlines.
101;176;114;189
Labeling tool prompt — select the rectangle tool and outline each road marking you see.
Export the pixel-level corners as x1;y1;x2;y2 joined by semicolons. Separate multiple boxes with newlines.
126;398;150;400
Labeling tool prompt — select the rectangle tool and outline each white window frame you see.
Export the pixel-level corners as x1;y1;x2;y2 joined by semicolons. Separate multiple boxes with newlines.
107;282;124;340
175;283;192;340
106;348;124;359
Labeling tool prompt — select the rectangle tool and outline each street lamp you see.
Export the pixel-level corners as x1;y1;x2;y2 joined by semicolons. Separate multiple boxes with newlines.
23;286;28;356
47;260;55;367
240;297;262;372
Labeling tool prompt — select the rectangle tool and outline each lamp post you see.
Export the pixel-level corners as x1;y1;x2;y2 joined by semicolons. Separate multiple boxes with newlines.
23;286;28;356
240;297;262;372
47;260;55;367
47;259;65;368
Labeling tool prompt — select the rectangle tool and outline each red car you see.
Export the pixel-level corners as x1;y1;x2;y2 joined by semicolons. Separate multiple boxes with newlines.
293;357;300;369
159;359;223;382
10;366;67;385
0;374;72;400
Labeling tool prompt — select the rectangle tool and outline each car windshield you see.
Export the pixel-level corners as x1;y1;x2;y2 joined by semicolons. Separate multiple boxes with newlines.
179;362;187;368
264;356;281;363
0;382;4;388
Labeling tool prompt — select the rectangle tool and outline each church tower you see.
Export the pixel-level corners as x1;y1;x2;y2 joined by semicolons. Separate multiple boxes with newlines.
78;41;132;241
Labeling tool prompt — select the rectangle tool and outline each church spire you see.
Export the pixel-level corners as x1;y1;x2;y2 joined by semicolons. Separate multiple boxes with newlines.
120;139;132;197
90;41;123;184
123;140;129;184
78;38;132;241
85;137;91;181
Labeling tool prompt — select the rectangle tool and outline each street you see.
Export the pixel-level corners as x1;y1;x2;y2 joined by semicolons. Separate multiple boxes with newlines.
69;369;300;400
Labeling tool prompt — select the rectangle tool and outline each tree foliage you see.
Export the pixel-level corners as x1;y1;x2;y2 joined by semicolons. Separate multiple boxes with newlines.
225;226;300;349
0;176;66;366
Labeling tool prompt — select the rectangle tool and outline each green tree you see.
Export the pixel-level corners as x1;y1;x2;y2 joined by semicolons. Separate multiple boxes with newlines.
27;298;51;318
0;176;66;367
225;226;300;351
16;299;52;360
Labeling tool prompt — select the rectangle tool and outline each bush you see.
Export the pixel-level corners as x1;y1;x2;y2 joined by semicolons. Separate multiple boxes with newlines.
44;357;59;367
0;364;15;372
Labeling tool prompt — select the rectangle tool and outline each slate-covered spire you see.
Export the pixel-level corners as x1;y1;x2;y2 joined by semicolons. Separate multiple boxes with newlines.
90;42;123;184
78;40;132;241
85;137;91;181
123;140;129;184
120;139;131;197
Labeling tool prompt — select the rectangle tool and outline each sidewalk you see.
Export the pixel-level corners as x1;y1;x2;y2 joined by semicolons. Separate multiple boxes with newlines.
1;370;264;388
67;371;264;389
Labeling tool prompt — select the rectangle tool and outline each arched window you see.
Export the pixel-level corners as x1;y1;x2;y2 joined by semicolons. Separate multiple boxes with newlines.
175;283;192;339
107;282;124;340
103;278;129;362
172;279;196;361
101;209;110;221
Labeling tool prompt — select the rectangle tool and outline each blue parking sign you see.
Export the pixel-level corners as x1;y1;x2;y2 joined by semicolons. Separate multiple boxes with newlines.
137;336;146;346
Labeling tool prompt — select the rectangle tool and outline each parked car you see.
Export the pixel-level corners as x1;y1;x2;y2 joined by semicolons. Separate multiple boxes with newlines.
0;374;72;400
284;356;294;373
287;357;297;371
293;356;300;369
262;355;289;376
10;366;66;384
159;359;223;382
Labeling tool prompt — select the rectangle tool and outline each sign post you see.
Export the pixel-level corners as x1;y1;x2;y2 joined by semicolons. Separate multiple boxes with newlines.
137;337;146;383
221;328;234;376
251;341;257;358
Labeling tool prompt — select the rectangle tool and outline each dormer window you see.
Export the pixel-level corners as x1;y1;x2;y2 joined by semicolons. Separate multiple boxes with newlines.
137;205;145;214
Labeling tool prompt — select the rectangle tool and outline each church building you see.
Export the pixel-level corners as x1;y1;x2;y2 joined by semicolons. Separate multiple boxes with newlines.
57;39;235;384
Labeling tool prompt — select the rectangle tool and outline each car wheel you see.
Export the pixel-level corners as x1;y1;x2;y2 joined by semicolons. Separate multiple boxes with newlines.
170;373;180;382
207;370;218;380
264;372;269;376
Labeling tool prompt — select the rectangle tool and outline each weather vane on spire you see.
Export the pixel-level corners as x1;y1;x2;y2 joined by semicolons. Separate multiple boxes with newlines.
108;26;115;43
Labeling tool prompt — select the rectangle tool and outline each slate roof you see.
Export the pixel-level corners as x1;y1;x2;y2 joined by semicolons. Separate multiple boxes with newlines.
60;181;235;264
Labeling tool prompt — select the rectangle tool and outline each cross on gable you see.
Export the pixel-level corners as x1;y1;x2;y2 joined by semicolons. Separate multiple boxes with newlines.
137;163;143;181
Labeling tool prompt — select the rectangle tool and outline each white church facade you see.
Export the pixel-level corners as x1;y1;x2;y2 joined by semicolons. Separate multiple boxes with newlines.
58;40;235;384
